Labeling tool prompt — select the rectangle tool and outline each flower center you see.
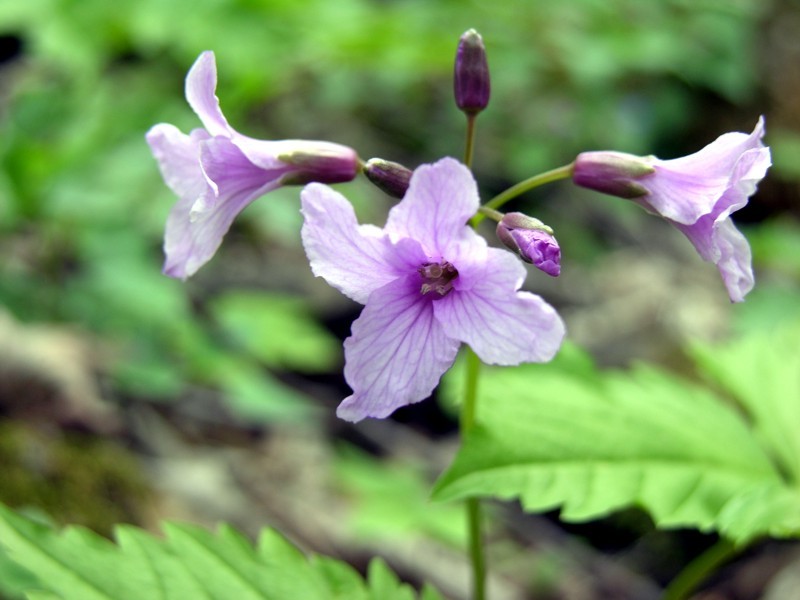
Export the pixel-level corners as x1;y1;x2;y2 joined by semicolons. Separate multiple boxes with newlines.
418;260;459;297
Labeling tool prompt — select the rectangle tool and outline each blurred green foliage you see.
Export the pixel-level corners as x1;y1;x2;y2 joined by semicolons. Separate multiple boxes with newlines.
0;0;787;423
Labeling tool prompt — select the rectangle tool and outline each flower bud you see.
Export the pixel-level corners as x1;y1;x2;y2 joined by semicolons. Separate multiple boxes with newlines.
497;212;561;277
454;29;490;115
363;158;412;198
572;151;656;199
277;141;360;186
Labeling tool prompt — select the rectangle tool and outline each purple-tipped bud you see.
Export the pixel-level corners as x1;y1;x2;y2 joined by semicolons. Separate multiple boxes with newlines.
454;29;490;115
497;212;561;277
364;158;412;198
572;151;656;199
277;141;360;186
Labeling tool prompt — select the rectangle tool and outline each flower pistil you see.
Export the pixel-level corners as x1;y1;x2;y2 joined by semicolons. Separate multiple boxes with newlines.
418;261;459;296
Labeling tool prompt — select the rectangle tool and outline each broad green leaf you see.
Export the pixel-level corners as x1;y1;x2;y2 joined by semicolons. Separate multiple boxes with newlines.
0;504;439;600
433;358;784;538
691;320;800;481
366;558;413;600
210;291;340;373
717;484;800;542
0;545;40;599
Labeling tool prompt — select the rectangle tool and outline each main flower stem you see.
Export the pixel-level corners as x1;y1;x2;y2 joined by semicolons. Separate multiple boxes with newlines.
462;113;486;600
464;114;477;170
471;163;575;227
462;348;485;600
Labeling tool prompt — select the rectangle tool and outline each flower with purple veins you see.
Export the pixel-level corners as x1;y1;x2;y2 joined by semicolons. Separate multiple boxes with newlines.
573;117;771;302
301;157;565;422
146;51;359;280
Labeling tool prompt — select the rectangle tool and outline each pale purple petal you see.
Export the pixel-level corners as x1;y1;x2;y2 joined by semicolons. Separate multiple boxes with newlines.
145;124;209;201
163;137;280;279
658;117;765;180
232;136;302;171
675;214;754;303
301;184;421;304
434;248;565;364
184;51;233;138
337;277;461;422
641;117;767;224
713;219;754;303
384;157;480;258
667;139;768;302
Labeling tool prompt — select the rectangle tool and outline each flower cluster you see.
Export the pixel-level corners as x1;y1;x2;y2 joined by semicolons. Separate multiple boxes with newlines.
146;34;770;421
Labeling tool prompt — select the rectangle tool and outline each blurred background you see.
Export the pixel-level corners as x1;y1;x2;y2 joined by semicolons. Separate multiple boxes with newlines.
1;0;799;598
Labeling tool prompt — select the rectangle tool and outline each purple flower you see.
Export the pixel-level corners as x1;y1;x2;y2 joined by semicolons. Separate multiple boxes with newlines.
573;117;771;302
301;158;565;422
146;51;359;279
496;212;562;277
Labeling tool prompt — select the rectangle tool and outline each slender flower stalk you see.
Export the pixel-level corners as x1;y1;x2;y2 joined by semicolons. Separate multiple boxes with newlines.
462;348;485;600
471;163;575;227
662;539;737;600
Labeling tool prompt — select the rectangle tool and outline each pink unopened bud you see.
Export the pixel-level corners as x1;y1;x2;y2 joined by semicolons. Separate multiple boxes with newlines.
497;212;561;277
572;151;656;199
364;158;412;198
454;29;490;115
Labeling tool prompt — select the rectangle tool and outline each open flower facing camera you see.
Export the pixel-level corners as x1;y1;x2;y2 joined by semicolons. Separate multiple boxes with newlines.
301;158;564;421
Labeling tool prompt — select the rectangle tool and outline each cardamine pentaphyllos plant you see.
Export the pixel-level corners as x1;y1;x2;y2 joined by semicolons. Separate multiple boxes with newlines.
145;27;772;600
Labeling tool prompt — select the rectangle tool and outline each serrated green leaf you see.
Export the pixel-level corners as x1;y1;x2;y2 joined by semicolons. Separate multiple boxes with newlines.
366;558;414;600
114;526;209;600
419;583;446;600
691;320;800;482
0;504;438;600
433;359;783;537
717;484;800;543
309;555;368;599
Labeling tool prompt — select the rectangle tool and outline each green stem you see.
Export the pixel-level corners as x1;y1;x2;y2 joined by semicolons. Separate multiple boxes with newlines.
464;114;477;169
662;539;738;600
461;347;481;432
471;163;575;227
461;348;485;600
477;205;504;223
461;108;485;600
